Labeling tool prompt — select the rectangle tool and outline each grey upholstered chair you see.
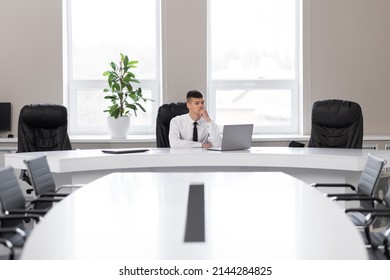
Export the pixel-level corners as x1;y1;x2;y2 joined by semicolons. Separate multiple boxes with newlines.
23;154;81;199
0;166;55;215
0;166;51;259
312;153;386;227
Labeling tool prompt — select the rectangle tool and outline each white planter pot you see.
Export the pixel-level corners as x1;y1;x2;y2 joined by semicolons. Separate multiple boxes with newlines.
107;116;130;139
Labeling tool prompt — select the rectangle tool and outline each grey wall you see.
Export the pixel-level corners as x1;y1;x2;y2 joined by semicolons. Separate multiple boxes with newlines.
1;0;390;137
162;0;207;103
308;0;390;134
0;0;63;137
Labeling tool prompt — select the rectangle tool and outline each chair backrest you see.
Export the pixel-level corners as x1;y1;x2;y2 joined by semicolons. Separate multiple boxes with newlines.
156;102;188;147
0;166;27;229
357;153;387;197
308;99;363;148
17;104;72;153
0;166;27;212
24;155;56;196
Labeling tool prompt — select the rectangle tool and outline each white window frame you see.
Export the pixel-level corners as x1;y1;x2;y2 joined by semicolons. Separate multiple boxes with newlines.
64;0;162;135
207;0;302;134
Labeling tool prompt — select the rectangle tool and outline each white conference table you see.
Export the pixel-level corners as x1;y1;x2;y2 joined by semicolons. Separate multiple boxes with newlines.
21;172;367;260
4;147;390;185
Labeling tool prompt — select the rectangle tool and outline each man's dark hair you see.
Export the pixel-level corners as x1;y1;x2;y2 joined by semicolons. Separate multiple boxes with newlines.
186;90;203;101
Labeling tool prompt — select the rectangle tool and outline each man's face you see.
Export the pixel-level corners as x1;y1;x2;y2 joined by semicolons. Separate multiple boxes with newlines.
187;98;205;115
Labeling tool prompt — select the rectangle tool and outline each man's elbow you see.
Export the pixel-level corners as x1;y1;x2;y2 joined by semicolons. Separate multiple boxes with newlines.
170;142;178;148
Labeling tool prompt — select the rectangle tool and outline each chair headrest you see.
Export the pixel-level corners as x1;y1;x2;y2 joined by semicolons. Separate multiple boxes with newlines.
157;102;189;126
311;99;362;128
20;104;68;129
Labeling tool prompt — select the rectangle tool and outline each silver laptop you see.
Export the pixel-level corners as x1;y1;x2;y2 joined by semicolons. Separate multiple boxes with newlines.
208;124;253;151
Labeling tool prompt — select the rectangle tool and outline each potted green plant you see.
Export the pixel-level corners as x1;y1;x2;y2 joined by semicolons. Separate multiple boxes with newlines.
103;53;152;138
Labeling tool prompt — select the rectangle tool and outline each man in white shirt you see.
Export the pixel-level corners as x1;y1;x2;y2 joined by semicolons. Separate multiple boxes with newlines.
169;90;222;148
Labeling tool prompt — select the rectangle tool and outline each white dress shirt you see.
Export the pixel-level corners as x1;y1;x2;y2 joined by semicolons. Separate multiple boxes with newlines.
169;113;222;148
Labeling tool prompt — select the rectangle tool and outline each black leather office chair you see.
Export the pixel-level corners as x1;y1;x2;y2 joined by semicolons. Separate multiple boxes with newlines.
17;104;72;189
308;99;363;148
156;102;188;148
17;104;72;153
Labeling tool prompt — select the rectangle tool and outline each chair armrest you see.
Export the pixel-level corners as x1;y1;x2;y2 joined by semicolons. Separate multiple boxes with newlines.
4;210;47;217
331;196;382;204
310;183;356;191
39;192;68;198
58;184;84;190
327;193;368;198
326;193;367;199
30;197;63;203
365;211;390;222
26;197;61;211
345;208;390;214
53;184;84;195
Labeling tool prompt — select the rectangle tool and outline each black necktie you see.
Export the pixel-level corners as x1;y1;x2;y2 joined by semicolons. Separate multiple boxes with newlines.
193;122;198;142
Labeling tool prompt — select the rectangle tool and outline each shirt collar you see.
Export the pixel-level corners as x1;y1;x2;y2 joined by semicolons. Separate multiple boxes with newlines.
186;113;204;124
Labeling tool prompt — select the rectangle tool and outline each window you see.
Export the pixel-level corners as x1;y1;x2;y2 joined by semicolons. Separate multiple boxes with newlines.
65;0;161;135
208;0;301;134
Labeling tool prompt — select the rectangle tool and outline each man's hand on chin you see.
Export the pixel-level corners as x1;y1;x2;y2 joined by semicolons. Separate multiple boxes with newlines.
200;109;211;122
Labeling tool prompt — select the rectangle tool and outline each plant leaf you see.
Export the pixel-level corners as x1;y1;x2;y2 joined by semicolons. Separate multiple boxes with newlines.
123;55;129;67
135;102;146;112
130;78;140;84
